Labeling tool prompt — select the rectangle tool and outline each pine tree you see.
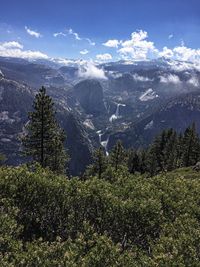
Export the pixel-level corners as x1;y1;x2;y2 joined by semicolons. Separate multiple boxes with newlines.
147;133;164;176
22;87;68;174
181;123;200;167
48;128;69;174
110;140;126;171
128;149;140;174
138;149;147;174
91;147;107;179
162;129;178;171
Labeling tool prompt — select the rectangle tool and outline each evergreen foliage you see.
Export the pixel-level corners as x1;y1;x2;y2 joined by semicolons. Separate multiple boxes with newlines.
1;165;200;266
110;140;126;171
22;87;68;174
181;123;200;167
89;123;200;179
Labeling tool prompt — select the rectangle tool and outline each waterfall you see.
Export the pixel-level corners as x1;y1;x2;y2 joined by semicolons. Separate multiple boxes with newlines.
101;136;109;156
96;130;109;156
109;103;126;122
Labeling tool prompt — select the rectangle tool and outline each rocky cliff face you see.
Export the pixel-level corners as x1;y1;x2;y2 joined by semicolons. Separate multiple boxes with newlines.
0;77;93;175
1;56;200;173
73;79;106;116
108;92;200;150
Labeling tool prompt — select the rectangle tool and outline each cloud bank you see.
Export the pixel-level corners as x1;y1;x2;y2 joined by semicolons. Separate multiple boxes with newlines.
77;61;107;80
102;30;200;65
0;41;48;59
96;53;112;61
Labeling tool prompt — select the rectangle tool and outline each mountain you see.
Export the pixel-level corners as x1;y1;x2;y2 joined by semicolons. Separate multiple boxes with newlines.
0;75;93;175
1;56;200;172
73;79;106;116
108;92;200;150
0;57;68;88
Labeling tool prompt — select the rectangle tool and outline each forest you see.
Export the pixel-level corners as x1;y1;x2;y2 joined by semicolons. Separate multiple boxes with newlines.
1;88;200;266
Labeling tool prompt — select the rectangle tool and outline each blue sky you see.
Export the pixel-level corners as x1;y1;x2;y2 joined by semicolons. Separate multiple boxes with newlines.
0;0;200;61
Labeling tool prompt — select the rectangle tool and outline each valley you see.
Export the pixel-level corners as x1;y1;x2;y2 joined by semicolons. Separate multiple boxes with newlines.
1;56;200;174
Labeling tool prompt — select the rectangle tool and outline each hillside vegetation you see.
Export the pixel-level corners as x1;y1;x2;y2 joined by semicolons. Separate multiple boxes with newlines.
1;165;200;266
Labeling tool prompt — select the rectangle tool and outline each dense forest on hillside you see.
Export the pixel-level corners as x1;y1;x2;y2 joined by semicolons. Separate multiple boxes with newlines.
1;165;200;266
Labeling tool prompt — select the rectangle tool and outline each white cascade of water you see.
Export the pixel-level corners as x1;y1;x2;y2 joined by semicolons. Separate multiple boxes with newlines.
109;103;126;122
96;130;109;156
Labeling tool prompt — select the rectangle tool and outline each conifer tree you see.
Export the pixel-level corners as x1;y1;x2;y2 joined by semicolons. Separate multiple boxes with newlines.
22;87;68;174
162;129;178;171
110;140;126;171
91;147;107;179
138;149;147;174
181;123;200;167
128;149;140;174
147;133;164;176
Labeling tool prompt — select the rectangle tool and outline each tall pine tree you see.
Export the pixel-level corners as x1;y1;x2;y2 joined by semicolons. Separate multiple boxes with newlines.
181;123;200;167
110;140;126;171
22;87;68;174
90;147;107;179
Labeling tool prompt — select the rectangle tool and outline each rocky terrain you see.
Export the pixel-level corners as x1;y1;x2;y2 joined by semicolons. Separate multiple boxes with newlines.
1;56;200;173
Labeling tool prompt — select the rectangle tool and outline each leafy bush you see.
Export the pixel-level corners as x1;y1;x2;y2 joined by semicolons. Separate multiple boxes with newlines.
0;165;200;266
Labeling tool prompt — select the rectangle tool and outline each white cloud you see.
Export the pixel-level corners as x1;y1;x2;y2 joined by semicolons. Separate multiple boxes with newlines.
67;28;81;40
103;39;120;48
77;61;107;80
0;41;48;59
53;32;67;37
66;28;95;46
80;49;89;55
99;30;200;65
85;38;95;46
0;41;23;49
118;30;157;60
173;45;200;62
132;73;153;82
25;26;42;38
187;76;199;87
159;46;174;58
96;53;112;61
160;74;181;84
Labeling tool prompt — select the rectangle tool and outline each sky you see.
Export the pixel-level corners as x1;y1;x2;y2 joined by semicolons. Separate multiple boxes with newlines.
0;0;200;62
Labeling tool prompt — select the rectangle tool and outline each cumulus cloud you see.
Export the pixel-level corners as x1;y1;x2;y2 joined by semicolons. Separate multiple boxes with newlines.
99;30;200;65
80;49;89;55
103;39;120;48
77;61;107;80
0;41;48;59
173;45;200;62
118;30;157;60
25;26;42;38
96;53;112;61
159;46;174;58
0;41;23;49
160;74;181;84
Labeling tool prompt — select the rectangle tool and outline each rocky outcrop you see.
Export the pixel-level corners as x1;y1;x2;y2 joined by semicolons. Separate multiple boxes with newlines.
73;79;106;116
0;77;93;175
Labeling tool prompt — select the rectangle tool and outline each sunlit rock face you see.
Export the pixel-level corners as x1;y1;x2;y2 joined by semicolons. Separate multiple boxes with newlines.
73;79;106;116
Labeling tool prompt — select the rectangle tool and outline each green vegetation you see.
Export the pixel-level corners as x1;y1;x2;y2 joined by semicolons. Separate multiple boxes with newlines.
1;165;200;266
2;87;200;265
22;87;69;174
